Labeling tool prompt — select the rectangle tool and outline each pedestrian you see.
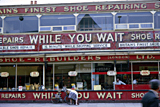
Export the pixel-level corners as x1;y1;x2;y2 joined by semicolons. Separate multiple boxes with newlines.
141;79;160;107
66;89;79;105
133;78;138;84
113;78;126;85
83;79;87;90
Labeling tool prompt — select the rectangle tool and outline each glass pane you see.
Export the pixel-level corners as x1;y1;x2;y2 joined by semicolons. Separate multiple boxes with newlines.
45;64;53;90
95;63;114;90
40;14;75;26
63;26;75;30
40;27;51;31
133;62;158;90
129;24;139;28
0;18;2;27
116;24;127;29
115;62;131;90
115;14;127;24
116;12;152;24
53;27;62;31
0;65;16;91
141;23;152;28
55;64;91;90
77;13;113;31
4;16;38;33
17;65;43;91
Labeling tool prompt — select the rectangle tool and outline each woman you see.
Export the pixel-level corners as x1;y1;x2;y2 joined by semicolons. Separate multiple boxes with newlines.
66;89;78;105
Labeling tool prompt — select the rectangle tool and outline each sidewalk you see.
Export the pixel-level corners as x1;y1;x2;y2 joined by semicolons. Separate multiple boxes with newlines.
0;103;142;107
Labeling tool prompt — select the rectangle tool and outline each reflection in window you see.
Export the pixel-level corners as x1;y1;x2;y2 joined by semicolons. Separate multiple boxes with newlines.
132;62;158;90
77;13;113;31
95;63;114;90
0;65;15;90
45;64;53;89
40;14;75;26
115;12;153;24
154;12;160;29
4;16;38;33
116;62;131;85
55;64;91;90
17;65;43;91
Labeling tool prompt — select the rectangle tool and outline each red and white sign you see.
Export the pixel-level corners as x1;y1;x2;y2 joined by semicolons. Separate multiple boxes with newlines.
0;2;159;15
30;71;39;77
0;31;160;53
68;71;77;76
0;90;159;102
18;86;23;91
107;71;117;76
0;55;159;63
140;70;150;76
0;72;9;77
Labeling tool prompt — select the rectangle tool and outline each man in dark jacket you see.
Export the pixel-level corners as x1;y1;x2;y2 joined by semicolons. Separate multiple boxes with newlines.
141;79;160;107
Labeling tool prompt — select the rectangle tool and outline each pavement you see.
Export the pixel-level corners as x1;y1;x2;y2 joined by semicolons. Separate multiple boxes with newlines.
0;103;142;107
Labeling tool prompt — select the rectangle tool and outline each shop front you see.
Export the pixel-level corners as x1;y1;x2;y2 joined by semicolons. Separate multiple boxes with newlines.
0;54;160;102
1;0;160;102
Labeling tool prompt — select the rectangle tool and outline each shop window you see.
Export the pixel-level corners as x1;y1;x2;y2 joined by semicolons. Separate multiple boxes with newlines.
0;65;16;91
115;62;131;90
77;13;113;31
94;63;114;90
3;16;38;33
115;12;153;30
40;14;76;32
55;64;91;90
132;62;158;90
154;12;160;29
17;65;43;91
45;64;53;90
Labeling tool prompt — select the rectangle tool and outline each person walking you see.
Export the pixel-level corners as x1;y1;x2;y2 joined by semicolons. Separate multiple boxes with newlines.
141;79;160;107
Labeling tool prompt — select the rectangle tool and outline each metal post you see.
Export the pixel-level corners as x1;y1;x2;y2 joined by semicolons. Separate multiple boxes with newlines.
43;64;45;87
131;62;133;90
53;63;55;90
114;60;116;90
36;15;42;32
15;64;17;89
111;12;117;31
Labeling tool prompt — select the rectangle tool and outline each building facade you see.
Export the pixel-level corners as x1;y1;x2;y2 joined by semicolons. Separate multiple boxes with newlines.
0;1;160;102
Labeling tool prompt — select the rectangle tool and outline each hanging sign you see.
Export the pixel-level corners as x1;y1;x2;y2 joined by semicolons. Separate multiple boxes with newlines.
140;70;150;76
68;71;77;76
30;71;39;77
107;71;117;76
1;72;9;77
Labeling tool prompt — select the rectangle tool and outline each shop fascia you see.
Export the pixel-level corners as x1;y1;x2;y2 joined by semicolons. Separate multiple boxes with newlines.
0;55;156;63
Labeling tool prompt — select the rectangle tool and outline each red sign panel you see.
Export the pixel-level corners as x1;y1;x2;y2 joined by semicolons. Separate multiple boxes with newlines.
1;31;160;53
0;55;160;63
0;91;157;102
0;2;160;15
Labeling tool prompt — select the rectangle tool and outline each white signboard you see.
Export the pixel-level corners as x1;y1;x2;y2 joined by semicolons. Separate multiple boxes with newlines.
77;82;83;88
30;71;39;77
107;71;117;76
1;72;9;77
140;70;150;76
18;86;23;91
68;71;77;76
